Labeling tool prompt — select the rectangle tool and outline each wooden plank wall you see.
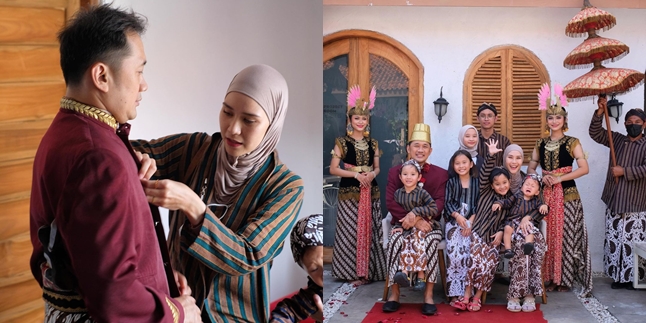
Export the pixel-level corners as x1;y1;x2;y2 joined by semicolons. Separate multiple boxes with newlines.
0;1;79;322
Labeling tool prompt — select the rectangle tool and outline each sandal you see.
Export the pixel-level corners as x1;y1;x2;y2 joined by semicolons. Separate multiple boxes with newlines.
412;278;426;291
507;298;521;312
521;297;536;312
556;285;570;292
523;242;535;255
545;282;557;292
451;296;468;311
467;297;481;312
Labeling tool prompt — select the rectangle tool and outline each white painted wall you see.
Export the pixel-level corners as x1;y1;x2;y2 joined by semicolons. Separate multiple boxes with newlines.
324;5;646;273
109;0;322;301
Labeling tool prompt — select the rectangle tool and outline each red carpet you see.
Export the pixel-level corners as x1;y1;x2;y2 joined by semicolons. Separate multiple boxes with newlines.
361;302;547;322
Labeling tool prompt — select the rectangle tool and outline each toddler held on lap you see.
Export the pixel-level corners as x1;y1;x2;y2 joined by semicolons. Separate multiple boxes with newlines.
492;174;548;258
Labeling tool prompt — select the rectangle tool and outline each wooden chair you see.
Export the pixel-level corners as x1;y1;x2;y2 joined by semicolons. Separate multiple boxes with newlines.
481;220;548;304
633;242;646;289
381;214;448;302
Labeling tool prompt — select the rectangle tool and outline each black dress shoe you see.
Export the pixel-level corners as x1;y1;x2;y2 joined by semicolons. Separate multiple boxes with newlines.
421;303;437;315
382;301;400;312
611;281;629;289
626;283;636;290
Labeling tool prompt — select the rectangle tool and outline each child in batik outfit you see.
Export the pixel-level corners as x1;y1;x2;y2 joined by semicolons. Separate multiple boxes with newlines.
270;214;323;323
391;159;437;290
492;174;548;258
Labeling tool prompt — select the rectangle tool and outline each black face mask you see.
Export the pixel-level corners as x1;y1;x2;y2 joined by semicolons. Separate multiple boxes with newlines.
626;124;643;138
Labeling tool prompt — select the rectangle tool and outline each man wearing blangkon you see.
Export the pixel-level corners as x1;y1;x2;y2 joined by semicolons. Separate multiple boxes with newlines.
29;5;200;322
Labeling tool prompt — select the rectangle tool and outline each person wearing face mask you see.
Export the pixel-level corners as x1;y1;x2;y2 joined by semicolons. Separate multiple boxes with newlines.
589;97;646;290
131;65;304;322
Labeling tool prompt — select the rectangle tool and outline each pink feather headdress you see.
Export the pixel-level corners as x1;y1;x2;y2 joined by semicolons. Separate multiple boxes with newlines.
537;82;568;116
347;85;376;116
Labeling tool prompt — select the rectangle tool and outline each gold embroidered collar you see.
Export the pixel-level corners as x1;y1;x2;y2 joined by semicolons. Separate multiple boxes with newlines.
60;98;118;131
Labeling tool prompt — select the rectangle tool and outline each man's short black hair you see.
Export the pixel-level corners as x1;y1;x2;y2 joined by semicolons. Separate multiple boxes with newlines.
58;4;147;86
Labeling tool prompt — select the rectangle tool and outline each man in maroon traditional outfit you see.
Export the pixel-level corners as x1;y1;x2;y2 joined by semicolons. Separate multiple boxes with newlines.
29;5;200;322
383;123;449;316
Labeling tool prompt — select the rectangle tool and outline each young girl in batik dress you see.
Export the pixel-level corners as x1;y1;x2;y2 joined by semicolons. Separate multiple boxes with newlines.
391;159;438;290
444;149;479;305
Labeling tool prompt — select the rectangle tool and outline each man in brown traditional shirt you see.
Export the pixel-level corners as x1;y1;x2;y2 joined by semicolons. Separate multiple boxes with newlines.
476;103;512;167
589;97;646;290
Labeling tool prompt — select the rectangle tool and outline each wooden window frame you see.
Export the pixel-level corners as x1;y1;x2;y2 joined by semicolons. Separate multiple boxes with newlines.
463;45;550;162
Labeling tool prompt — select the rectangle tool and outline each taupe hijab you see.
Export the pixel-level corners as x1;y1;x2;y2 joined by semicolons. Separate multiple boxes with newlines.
214;64;289;205
503;144;524;194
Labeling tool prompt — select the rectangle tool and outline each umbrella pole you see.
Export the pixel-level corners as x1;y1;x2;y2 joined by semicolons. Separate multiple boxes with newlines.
602;103;619;183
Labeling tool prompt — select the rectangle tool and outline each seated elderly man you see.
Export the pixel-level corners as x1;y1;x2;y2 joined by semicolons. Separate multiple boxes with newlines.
382;124;449;316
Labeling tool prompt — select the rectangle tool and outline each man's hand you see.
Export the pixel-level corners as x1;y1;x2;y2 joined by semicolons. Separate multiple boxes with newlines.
611;166;625;178
597;95;607;116
486;138;502;156
400;212;417;230
174;295;201;323
414;219;431;233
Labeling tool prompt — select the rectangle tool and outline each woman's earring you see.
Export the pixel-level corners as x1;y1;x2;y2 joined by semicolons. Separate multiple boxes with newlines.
346;123;353;136
363;125;370;137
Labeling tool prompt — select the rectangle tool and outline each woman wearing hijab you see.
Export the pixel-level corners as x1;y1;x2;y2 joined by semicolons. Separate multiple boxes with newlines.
131;64;304;323
458;124;484;171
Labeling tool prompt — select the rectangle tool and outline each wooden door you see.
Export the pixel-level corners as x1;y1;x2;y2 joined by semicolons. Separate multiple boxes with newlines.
0;1;83;321
322;30;424;259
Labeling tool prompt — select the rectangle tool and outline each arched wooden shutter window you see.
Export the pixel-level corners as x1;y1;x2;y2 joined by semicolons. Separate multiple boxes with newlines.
463;46;550;162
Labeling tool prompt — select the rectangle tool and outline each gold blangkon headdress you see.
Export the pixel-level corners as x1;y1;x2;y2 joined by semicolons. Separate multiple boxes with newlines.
347;85;376;117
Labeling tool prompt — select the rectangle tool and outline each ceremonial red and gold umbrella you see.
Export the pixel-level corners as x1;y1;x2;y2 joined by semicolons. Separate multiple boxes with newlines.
563;37;629;69
565;1;616;37
563;65;644;99
563;0;644;174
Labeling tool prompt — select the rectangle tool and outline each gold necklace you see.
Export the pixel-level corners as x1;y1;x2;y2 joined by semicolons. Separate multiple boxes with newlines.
545;136;563;152
352;137;369;151
60;98;118;131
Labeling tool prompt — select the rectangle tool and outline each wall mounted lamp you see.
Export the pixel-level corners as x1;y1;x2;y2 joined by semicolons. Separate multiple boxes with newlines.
433;86;449;123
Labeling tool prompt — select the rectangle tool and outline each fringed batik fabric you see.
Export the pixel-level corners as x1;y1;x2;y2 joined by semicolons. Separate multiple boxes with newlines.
543;198;593;297
386;227;442;287
332;199;387;281
445;221;471;297
604;208;646;283
508;227;546;300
